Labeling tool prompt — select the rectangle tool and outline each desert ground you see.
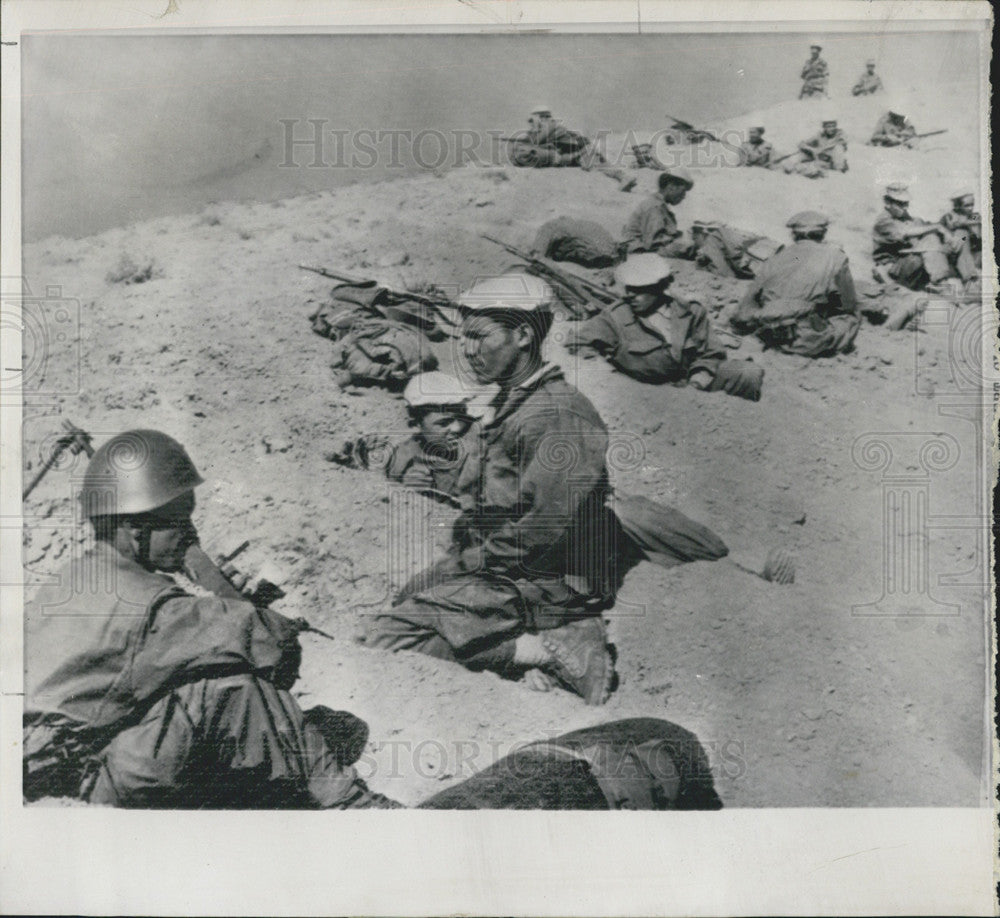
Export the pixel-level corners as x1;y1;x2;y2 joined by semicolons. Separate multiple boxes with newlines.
20;84;991;807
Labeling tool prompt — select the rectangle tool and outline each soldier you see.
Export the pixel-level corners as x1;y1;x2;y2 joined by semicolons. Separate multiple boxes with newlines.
366;273;617;705
799;43;829;98
784;118;848;176
565;254;764;400
731;211;861;357
509;105;635;191
872;183;972;291
622;166;696;258
23;430;399;808
939;191;981;281
869;110;917;147
738;126;774;167
852;59;884;95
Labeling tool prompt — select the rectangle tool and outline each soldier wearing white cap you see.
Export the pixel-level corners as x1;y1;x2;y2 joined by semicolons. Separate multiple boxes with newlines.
869;108;917;147
738;126;774;167
872;183;971;290
732;211;862;358
367;273;618;706
784;117;848;176
566;254;764;400
510;107;636;191
800;43;829;98
852;59;884;96
622;167;697;258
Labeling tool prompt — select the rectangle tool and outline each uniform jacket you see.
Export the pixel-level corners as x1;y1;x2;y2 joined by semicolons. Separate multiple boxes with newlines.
459;364;614;596
623;195;683;253
25;542;301;733
733;239;858;330
852;72;884;95
870;114;916;145
385;428;481;510
801;128;847;158
738;140;774;166
567;297;724;383
800;57;829;90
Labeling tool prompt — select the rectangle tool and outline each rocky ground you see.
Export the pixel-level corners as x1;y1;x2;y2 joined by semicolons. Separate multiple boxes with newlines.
20;85;991;807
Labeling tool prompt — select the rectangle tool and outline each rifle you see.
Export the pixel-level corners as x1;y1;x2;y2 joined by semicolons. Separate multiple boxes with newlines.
23;420;93;500
298;264;459;327
770;151;798;165
914;129;947;139
479;234;615;318
665;115;719;142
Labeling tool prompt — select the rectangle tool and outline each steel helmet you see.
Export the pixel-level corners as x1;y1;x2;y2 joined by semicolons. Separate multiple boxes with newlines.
80;429;204;517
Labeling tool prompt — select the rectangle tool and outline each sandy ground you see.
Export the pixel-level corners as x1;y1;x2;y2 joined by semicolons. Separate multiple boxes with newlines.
20;85;991;807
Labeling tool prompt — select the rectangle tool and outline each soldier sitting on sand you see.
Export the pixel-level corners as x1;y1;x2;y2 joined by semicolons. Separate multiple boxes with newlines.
731;211;861;358
939;191;981;281
872;183;977;295
508;105;635;192
565;254;764;400
869;110;917;148
622;167;697;258
852;59;884;96
737;126;774;167
783;118;848;177
366;274;619;706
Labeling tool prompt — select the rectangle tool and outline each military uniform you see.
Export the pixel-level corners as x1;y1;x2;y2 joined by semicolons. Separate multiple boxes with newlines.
738;138;774;167
873;208;959;290
939;195;981;280
23;542;382;808
799;53;829;98
367;364;618;672
732;227;861;358
785;126;848;175
852;70;884;96
622;194;694;258
869;113;917;147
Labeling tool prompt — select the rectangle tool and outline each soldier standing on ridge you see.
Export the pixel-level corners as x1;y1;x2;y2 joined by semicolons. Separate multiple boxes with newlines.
799;43;829;98
852;59;884;95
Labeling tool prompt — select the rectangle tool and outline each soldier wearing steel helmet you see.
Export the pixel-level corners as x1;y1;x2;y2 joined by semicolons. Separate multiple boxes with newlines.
732;211;861;357
565;254;764;400
23;430;399;808
366;274;618;705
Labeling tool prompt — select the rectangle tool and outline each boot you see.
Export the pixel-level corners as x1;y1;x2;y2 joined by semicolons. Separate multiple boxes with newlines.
541;618;613;705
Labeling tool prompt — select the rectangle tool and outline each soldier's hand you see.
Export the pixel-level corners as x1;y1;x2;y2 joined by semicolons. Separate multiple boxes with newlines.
216;559;251;594
402;464;435;491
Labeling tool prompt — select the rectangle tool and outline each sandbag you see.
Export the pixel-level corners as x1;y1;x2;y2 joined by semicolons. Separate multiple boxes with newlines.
533;216;620;268
612;493;729;567
418;717;722;810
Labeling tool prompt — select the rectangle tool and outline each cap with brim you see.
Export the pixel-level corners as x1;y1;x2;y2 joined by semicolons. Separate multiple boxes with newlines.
786;210;830;231
888;110;904;119
530;105;552;115
614;253;673;288
866;58;876;65
750;126;765;133
661;165;694;188
884;183;910;203
821;118;838;126
458;272;554;313
403;371;472;409
951;190;975;202
811;44;822;50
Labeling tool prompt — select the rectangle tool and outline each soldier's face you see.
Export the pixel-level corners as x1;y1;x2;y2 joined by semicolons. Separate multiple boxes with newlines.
810;47;820;57
461;313;530;384
749;130;763;143
659;181;688;205
625;285;667;315
885;199;909;218
867;64;875;73
955;198;974;216
416;410;471;450
822;123;837;136
139;492;198;572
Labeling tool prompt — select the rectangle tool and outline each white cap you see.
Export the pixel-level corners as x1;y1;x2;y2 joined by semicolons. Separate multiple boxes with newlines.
614;253;673;288
457;272;554;313
530;104;552;115
403;371;471;409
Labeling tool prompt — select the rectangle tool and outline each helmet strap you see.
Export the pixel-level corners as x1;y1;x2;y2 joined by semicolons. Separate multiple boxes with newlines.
135;521;153;569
